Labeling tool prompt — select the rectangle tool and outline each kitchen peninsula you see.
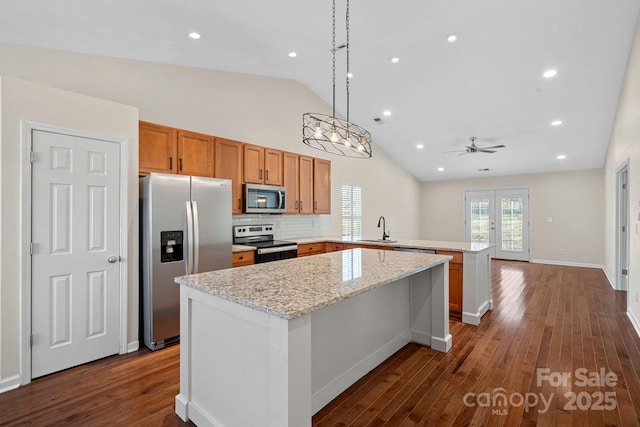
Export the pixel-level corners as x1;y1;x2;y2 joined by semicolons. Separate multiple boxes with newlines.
174;249;452;427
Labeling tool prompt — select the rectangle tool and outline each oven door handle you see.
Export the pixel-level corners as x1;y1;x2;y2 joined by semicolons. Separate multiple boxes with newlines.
257;245;298;255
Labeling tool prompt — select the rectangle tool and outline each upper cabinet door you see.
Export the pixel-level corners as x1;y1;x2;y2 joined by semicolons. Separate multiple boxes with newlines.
299;156;314;214
139;121;177;175
214;138;244;214
178;130;214;177
283;152;300;213
243;143;264;184
313;158;331;214
264;149;283;185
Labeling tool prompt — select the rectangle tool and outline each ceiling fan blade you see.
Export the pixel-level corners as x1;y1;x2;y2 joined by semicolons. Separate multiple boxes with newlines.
444;149;467;153
477;149;496;153
456;152;469;156
479;144;506;149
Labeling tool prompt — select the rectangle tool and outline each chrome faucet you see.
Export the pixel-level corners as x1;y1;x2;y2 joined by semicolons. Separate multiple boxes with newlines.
377;216;390;240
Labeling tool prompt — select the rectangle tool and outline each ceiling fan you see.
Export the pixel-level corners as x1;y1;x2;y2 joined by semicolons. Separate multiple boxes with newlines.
445;137;506;156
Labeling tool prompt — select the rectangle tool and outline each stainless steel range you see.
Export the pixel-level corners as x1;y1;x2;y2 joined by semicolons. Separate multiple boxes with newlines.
233;224;298;263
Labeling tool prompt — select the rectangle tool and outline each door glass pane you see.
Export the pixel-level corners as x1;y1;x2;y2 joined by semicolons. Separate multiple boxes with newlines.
501;197;523;252
470;198;490;244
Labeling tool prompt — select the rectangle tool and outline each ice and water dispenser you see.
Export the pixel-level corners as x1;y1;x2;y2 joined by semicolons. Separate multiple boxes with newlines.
160;230;184;263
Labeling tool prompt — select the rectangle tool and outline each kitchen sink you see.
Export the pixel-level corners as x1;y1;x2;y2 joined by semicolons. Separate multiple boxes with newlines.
357;239;398;244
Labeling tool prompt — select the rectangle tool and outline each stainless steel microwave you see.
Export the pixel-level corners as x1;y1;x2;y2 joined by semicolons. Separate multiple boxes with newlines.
244;183;286;214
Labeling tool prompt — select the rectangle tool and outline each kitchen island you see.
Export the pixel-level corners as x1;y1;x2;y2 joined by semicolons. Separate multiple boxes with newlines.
174;248;452;427
294;237;493;325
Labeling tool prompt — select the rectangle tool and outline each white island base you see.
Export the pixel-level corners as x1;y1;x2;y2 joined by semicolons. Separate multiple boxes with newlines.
175;250;451;427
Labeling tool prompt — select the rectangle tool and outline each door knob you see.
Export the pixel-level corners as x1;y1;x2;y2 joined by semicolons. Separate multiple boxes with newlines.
107;256;119;263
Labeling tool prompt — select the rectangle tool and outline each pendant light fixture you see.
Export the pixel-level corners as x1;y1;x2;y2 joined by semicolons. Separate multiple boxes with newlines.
302;0;372;159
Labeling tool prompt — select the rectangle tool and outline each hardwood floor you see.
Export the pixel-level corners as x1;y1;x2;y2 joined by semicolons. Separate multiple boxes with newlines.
1;261;639;426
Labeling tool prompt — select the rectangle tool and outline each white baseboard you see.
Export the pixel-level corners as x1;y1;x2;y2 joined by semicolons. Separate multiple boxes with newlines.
127;341;140;353
530;259;605;270
461;300;492;326
311;331;410;414
628;309;640;339
0;375;21;394
602;267;616;290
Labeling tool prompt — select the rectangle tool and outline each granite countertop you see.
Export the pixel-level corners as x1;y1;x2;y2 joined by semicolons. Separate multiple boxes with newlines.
176;248;451;320
291;236;492;253
233;244;256;252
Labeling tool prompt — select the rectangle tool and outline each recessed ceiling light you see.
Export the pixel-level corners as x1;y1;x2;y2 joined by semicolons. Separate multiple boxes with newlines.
382;110;392;117
543;69;557;79
557;154;567;160
551;120;563;126
447;34;457;43
390;57;400;64
437;167;444;172
346;72;354;79
288;51;297;58
187;32;201;40
416;144;424;149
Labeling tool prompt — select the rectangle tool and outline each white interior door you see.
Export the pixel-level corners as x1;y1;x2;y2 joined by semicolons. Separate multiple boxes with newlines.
31;129;121;378
465;188;530;261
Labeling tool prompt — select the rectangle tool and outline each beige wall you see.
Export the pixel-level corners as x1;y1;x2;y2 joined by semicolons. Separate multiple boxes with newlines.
420;169;605;266
0;42;421;240
0;43;422;385
604;12;640;332
0;76;139;384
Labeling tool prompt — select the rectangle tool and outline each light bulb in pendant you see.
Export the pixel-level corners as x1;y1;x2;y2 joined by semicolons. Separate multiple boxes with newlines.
357;136;364;151
314;122;322;138
344;131;352;146
330;126;338;142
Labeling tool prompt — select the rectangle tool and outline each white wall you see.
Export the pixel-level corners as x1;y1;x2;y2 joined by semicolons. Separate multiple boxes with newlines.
604;12;640;335
0;76;139;385
0;42;421;240
420;169;605;266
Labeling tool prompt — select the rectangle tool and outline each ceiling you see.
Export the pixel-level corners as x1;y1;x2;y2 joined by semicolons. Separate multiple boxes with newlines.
0;0;638;181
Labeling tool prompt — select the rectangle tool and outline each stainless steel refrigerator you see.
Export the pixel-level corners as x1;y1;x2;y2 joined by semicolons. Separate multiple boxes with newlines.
140;172;232;350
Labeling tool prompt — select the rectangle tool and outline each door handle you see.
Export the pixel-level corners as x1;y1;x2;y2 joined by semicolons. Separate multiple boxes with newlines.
107;256;119;263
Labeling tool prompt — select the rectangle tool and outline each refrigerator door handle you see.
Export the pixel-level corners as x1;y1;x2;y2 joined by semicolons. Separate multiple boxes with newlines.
185;201;194;274
192;200;200;273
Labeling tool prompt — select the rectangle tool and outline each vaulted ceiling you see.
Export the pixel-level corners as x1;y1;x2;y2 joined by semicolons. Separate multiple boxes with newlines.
0;0;638;181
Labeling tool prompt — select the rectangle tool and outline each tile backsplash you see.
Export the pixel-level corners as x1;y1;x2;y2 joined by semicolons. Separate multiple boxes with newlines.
232;215;332;239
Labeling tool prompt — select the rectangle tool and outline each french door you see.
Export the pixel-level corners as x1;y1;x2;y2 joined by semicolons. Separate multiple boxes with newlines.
465;189;530;261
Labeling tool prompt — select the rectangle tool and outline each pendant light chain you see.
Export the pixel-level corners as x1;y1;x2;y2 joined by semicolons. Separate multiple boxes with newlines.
332;0;336;120
346;0;350;124
301;0;372;158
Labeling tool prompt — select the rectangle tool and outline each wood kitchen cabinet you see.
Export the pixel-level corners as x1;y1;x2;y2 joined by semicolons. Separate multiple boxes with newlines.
243;144;283;185
139;121;177;175
177;130;214;177
283;152;300;213
139;122;213;178
325;242;345;252
215;137;244;214
313;158;331;214
232;251;255;267
436;250;463;318
283;153;314;214
297;243;325;257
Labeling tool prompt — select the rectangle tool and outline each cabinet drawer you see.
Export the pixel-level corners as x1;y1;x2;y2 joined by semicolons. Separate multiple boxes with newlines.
297;243;325;257
436;250;463;264
232;251;255;267
325;242;345;252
